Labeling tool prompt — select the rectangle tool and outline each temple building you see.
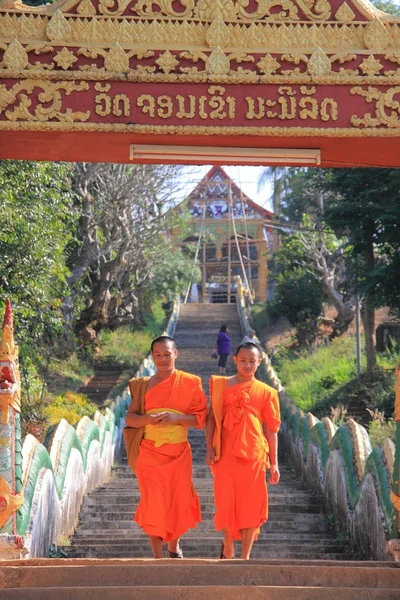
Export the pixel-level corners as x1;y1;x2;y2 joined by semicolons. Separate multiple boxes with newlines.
171;166;278;304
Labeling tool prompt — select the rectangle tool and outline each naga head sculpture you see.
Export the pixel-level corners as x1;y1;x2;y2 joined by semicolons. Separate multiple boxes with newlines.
0;300;20;422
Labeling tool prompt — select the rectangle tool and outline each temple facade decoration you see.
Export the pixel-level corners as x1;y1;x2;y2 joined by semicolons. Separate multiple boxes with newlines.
1;0;400;165
171;166;277;303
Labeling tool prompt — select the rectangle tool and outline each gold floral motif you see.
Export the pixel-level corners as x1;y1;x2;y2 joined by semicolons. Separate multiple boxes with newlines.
256;54;280;75
54;47;78;70
206;47;230;75
104;43;129;72
135;0;195;18
194;0;238;20
0;79;90;122
0;13;397;54
334;2;355;24
364;19;391;51
351;85;400;127
307;46;331;76
76;0;96;16
3;39;28;70
237;0;330;21
359;55;384;76
205;15;230;48
46;10;71;42
155;51;179;74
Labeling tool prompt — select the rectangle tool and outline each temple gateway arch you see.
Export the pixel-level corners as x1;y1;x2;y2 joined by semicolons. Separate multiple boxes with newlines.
0;0;400;166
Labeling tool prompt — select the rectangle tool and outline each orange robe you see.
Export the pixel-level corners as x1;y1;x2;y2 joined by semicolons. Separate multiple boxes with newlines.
210;376;280;541
134;370;207;541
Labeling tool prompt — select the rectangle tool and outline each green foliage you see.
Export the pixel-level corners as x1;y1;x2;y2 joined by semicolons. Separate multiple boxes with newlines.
275;334;396;419
43;355;94;397
44;392;98;426
98;300;167;367
0;160;74;351
368;418;396;447
275;336;359;411
98;328;153;368
141;300;167;337
250;302;270;332
271;271;324;347
322;168;400;313
371;0;400;15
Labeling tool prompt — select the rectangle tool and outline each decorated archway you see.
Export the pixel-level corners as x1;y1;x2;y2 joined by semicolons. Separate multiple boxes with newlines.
1;0;400;166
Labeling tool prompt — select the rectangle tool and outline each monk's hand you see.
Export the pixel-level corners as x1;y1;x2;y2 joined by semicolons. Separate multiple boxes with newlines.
148;414;164;424
205;446;215;466
156;411;179;424
269;464;280;485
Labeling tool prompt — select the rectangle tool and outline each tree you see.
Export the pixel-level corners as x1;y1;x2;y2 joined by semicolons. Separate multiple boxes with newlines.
272;268;324;347
0;160;74;352
64;163;195;341
272;219;354;339
321;168;400;372
258;167;288;217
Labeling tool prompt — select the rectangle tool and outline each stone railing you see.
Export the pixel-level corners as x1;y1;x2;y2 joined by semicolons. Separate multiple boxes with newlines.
235;279;399;560
2;301;180;559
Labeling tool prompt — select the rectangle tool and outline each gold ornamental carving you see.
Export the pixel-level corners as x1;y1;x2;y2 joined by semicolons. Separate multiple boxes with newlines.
351;85;400;127
206;47;230;75
195;0;238;20
359;55;383;76
76;0;96;16
0;80;90;122
54;47;78;70
104;43;129;72
334;2;355;23
256;54;280;75
156;51;179;74
0;477;23;528
46;10;71;42
206;15;230;48
307;46;331;76
3;40;28;70
364;19;391;51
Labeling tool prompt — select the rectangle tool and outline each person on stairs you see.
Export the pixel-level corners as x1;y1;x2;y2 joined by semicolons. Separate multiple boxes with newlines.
205;342;281;560
216;324;231;374
125;336;207;559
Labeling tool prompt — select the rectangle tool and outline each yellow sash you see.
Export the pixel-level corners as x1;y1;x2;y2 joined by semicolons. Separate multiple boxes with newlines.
144;408;187;447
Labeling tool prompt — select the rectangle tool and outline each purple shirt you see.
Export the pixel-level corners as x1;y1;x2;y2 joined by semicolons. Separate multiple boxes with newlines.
217;331;231;355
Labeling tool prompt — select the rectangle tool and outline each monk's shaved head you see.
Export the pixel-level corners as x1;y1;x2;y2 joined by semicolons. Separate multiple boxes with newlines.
151;336;177;353
235;342;262;357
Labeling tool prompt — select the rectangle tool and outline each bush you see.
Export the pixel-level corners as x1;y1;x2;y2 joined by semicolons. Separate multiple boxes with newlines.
97;300;167;367
98;328;152;367
276;336;358;412
272;272;324;347
44;392;98;426
368;417;396;448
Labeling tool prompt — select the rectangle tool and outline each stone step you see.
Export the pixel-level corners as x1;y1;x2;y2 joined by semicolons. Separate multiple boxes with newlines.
7;586;399;599
4;560;399;589
75;518;332;533
82;494;320;505
79;504;324;520
69;533;342;544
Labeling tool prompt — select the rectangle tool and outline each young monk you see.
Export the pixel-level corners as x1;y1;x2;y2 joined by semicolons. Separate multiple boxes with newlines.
205;342;281;560
125;336;207;558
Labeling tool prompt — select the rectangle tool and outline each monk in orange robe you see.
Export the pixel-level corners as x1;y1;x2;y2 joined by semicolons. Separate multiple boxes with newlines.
125;336;207;558
205;341;281;560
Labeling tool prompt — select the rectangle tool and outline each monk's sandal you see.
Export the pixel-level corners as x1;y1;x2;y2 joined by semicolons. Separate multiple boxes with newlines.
168;549;183;558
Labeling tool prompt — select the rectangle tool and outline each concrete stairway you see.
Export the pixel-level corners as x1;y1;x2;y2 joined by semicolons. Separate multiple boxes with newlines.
79;364;124;405
65;302;347;561
3;558;400;599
